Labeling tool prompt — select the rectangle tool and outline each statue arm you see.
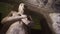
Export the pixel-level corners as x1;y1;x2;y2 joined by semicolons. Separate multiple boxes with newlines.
1;16;26;24
22;15;34;28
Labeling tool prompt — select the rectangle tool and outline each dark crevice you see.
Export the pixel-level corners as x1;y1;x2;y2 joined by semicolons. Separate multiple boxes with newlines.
25;8;53;34
40;16;53;34
44;0;48;5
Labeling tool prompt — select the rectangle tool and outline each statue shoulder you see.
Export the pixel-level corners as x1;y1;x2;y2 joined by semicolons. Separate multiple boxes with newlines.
7;11;17;17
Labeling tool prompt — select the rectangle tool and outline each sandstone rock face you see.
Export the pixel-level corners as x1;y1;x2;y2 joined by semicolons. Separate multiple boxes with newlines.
49;13;60;34
53;0;60;12
0;0;60;12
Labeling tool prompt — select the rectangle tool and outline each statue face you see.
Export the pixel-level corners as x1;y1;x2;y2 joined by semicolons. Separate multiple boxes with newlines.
18;3;25;15
19;3;25;10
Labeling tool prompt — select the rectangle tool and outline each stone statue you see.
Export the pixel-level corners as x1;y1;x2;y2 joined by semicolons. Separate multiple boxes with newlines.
1;3;34;34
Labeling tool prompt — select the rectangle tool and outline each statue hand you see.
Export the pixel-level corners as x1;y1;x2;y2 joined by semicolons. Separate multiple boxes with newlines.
21;15;27;18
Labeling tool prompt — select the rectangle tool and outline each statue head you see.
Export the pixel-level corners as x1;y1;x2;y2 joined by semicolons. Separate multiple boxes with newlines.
18;3;25;15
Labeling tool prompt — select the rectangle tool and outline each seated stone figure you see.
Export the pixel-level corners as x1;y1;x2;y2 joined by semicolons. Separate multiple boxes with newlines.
1;3;34;34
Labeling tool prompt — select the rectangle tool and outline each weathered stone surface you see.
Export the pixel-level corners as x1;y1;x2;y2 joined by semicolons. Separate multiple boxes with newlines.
49;13;60;34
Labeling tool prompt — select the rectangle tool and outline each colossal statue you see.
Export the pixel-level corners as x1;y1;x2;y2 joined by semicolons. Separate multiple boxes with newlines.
1;3;34;34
